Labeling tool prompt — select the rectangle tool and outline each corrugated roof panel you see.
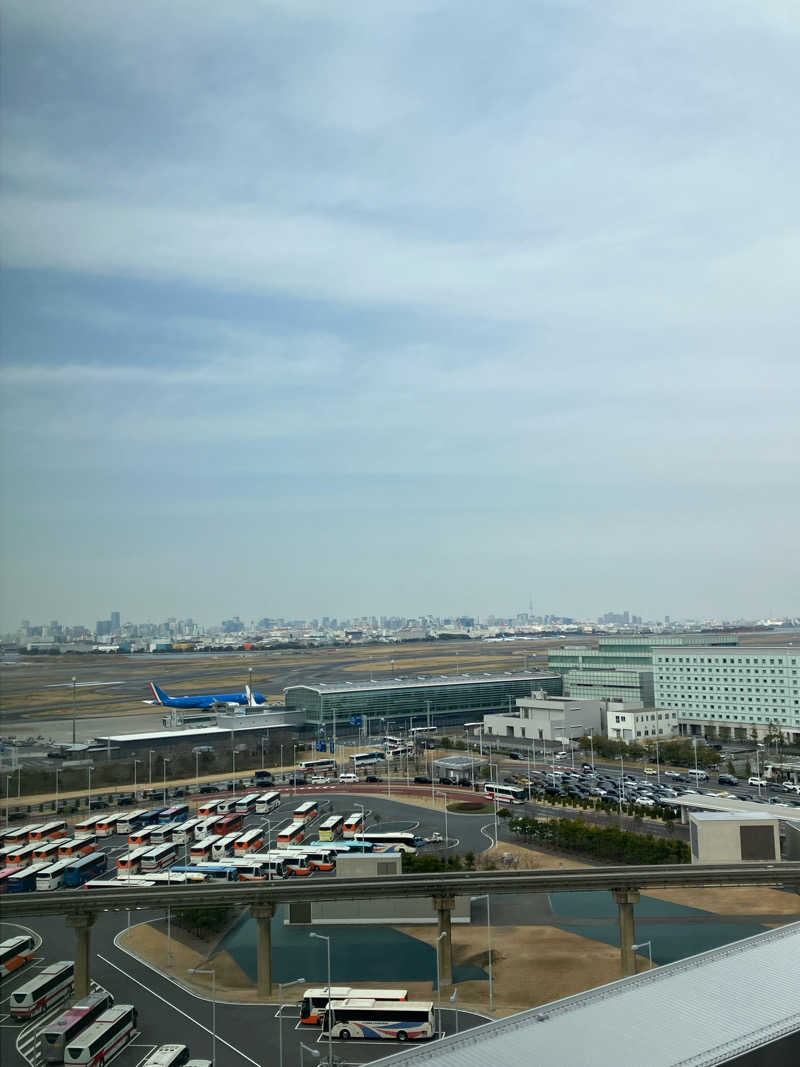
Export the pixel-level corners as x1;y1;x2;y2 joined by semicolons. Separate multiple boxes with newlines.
370;924;800;1067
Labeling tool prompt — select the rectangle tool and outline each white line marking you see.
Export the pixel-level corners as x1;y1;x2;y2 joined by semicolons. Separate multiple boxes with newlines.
96;954;259;1066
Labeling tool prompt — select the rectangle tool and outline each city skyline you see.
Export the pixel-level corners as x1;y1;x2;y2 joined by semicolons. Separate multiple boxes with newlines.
2;4;798;634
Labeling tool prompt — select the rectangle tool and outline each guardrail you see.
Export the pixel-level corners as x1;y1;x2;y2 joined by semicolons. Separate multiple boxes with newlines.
2;862;798;918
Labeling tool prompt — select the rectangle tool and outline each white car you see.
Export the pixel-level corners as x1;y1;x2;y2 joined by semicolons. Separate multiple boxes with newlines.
554;751;569;761
310;775;330;785
338;772;359;783
748;776;768;787
782;782;800;795
643;766;657;776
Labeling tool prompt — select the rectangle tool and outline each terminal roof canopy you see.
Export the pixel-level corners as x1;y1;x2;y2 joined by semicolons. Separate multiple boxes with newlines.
369;923;800;1067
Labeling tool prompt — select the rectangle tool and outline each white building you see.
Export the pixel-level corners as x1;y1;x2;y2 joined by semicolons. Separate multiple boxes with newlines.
482;692;605;743
606;706;681;742
653;644;800;744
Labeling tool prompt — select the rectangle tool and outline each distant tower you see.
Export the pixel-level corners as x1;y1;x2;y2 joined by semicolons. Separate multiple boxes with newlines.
110;611;121;631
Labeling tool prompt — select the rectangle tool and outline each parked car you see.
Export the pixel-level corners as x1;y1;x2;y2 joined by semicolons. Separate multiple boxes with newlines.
310;775;330;785
413;775;432;784
718;774;739;786
748;776;768;787
508;752;523;761
365;775;382;783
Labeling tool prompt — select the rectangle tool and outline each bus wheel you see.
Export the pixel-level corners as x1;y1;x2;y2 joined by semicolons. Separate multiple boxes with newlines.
339;1029;351;1040
397;1031;408;1042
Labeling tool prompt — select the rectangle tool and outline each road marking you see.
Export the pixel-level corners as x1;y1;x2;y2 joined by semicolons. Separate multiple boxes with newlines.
97;954;259;1066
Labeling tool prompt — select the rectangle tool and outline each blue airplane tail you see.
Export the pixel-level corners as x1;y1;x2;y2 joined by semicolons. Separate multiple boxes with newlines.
150;682;171;705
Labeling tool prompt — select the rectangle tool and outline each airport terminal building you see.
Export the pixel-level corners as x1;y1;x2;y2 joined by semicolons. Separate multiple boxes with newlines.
284;672;562;731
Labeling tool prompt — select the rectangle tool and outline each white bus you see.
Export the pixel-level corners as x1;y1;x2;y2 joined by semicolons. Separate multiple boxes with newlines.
190;836;218;862
10;961;74;1019
116;809;149;835
117;846;153;874
86;878;156;890
301;987;408;1025
234;792;261;814
141;842;179;872
357;831;419;853
0;934;35;978
29;820;69;841
292;800;318;824
35;858;77;891
298;758;337;774
193;817;222;840
317;815;344;842
40;990;113;1064
255;791;281;814
410;726;437;738
350;752;384;769
276;821;305;848
62;1003;137;1064
32;840;62;863
211;833;241;860
483;782;525;805
342;812;365;838
171;817;203;844
322;998;434;1042
233;828;265;854
73;815;104;838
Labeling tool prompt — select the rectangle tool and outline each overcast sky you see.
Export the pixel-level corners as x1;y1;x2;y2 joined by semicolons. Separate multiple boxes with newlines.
1;1;798;630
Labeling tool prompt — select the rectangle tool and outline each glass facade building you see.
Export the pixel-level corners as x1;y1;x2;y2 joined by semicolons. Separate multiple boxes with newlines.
548;634;739;709
284;672;563;730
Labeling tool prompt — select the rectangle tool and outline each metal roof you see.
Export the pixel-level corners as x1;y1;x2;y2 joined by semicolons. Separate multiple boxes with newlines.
672;793;800;823
370;922;800;1067
284;672;555;695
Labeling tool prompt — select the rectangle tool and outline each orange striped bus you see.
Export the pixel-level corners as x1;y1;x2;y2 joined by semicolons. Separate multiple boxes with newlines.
342;812;365;838
234;828;264;854
32;840;62;863
293;800;318;824
58;836;97;857
277;821;305;848
212;813;244;836
29;820;68;841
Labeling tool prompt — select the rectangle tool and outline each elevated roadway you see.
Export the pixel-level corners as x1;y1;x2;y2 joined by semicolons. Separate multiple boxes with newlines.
3;863;799;999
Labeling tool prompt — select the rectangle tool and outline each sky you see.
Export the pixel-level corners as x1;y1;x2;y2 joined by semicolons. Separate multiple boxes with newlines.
1;1;799;630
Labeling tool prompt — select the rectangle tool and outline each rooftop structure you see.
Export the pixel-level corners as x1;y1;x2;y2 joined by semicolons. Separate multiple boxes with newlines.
283;672;562;730
370;922;800;1067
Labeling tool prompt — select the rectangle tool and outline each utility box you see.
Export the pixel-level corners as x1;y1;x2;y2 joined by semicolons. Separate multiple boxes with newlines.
689;812;781;864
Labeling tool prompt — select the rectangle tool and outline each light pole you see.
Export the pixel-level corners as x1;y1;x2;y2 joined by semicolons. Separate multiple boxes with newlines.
4;776;10;826
87;765;92;807
148;749;155;787
261;736;267;770
692;736;699;782
309;932;333;1066
72;676;77;746
133;758;142;799
632;940;653;972
187;967;216;1064
248;666;254;704
435;791;449;850
756;743;765;797
470;894;494;1010
435;930;447;1038
299;1043;320;1067
292;744;299;796
654;738;660;785
569;724;583;771
278;977;305;1067
54;766;60;814
162;757;170;806
232;748;237;798
194;751;199;790
617;753;625;822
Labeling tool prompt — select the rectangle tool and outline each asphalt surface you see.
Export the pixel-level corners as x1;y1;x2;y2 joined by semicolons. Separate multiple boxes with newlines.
1;791;496;1067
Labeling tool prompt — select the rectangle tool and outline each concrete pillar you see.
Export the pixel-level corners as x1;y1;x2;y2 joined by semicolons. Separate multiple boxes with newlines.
252;903;276;998
612;889;640;978
433;894;455;988
66;913;95;999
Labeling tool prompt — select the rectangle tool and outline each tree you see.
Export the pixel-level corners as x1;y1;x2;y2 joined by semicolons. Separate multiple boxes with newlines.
744;759;752;778
727;760;736;777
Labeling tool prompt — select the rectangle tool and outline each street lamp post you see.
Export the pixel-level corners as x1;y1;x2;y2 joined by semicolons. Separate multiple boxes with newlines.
54;767;60;814
569;724;583;771
692;736;699;781
632;940;653;972
309;932;333;1066
299;1043;320;1067
292;744;299;796
756;743;765;797
435;930;447;1039
470;895;494;1010
194;751;199;790
248;667;254;704
148;749;155;787
435;791;449;850
162;757;170;806
87;766;92;807
261;736;267;770
72;676;77;746
133;758;142;799
654;738;661;785
617;753;625;823
187;967;216;1064
4;776;10;827
232;749;237;798
278;977;305;1067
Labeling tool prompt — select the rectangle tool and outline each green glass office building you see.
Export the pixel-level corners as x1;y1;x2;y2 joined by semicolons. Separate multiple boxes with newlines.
284;672;562;730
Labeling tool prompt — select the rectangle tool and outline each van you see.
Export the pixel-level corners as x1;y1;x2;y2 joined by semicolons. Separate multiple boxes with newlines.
338;773;358;784
687;769;709;782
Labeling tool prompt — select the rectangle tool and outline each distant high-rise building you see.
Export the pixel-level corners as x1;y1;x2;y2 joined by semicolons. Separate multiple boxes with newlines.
110;611;120;631
96;620;112;636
